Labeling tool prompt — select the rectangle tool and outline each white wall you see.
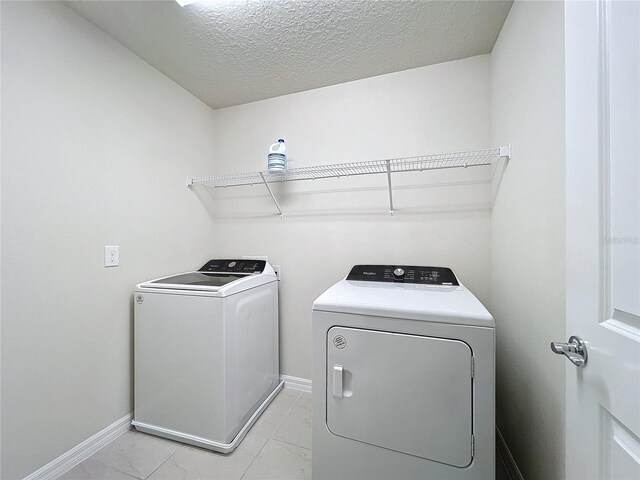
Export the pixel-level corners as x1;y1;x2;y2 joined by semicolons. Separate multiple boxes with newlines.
0;2;219;478
490;1;566;478
210;55;493;378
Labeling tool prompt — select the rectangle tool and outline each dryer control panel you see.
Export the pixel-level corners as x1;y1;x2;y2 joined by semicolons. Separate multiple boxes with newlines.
199;259;266;274
346;265;459;285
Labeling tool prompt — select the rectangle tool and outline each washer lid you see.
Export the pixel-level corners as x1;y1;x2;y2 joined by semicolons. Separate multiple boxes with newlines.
145;272;247;288
136;259;277;295
313;279;494;328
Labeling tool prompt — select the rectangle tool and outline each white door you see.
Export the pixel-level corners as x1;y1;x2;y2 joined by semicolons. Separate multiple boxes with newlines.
326;327;473;467
564;1;640;479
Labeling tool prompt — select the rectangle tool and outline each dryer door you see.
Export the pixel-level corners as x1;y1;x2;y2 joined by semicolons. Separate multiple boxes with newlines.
326;326;473;467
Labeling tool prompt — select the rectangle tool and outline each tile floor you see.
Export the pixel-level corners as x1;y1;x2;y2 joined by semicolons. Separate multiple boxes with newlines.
61;387;508;480
61;388;309;480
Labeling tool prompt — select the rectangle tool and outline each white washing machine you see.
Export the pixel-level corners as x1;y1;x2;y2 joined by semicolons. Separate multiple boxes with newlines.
312;265;495;480
133;259;283;453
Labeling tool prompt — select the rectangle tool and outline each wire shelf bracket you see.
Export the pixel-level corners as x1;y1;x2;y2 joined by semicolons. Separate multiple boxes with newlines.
188;145;511;217
260;172;284;219
385;159;394;216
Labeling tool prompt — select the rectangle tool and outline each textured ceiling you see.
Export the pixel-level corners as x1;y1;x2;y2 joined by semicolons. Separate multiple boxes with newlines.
66;0;512;109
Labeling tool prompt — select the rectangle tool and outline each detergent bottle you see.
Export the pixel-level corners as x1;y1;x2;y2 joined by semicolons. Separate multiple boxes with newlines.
267;139;287;172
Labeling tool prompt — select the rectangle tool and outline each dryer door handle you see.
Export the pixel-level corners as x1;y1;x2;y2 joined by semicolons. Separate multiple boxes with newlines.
333;365;344;398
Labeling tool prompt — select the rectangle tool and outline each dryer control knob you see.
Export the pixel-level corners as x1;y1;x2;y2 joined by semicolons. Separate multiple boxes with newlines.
393;268;405;277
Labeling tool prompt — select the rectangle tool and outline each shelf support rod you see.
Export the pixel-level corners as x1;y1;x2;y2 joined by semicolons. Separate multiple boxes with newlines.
385;160;394;216
260;172;284;218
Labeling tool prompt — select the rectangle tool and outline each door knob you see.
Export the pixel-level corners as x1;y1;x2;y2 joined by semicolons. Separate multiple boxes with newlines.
550;335;588;367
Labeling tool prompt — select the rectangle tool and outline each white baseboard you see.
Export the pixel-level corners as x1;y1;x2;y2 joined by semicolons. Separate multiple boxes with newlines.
25;378;307;479
24;413;132;480
280;374;312;392
496;426;525;480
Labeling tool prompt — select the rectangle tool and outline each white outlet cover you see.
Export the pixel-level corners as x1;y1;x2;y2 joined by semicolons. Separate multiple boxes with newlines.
104;246;119;267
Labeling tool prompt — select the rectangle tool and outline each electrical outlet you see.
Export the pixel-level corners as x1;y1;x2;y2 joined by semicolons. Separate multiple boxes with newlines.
273;265;281;280
104;246;119;267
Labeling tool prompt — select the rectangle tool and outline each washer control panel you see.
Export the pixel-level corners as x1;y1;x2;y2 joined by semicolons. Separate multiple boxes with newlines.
346;265;459;285
199;259;266;274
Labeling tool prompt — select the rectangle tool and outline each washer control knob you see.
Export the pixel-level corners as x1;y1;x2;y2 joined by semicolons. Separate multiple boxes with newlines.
228;261;237;268
393;268;405;277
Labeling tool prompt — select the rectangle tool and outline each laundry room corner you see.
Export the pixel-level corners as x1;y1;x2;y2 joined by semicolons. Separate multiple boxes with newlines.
206;55;494;380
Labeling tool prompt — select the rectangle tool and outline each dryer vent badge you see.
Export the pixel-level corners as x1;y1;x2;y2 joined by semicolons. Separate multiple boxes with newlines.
333;335;347;349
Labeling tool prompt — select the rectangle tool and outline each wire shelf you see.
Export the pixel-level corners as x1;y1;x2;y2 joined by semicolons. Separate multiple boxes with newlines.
187;145;511;217
190;147;505;188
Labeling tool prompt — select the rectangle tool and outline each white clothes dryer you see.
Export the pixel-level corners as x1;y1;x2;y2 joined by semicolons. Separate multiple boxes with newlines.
312;265;495;480
133;259;282;453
